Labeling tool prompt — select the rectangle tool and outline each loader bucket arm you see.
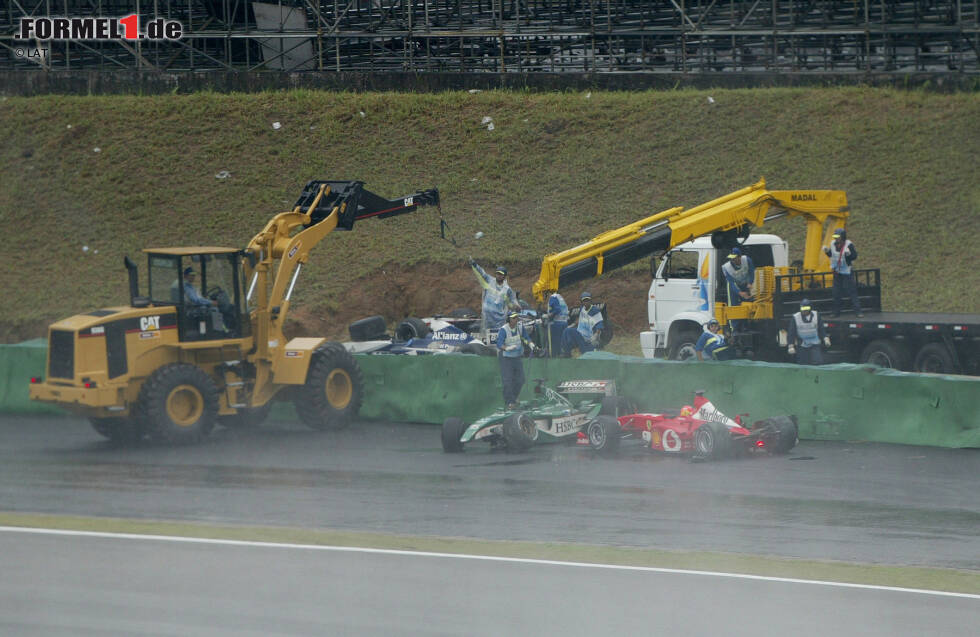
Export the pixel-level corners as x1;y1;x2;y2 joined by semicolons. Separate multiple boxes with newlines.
244;180;439;365
293;180;439;230
532;178;849;302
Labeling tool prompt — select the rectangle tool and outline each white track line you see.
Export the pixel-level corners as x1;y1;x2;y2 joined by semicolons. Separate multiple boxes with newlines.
2;526;977;600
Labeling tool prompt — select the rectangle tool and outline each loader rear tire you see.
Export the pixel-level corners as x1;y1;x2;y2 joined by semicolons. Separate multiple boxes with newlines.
295;342;364;430
138;363;219;444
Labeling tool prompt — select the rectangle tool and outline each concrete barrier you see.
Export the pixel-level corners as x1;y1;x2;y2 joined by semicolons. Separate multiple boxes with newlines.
3;343;977;447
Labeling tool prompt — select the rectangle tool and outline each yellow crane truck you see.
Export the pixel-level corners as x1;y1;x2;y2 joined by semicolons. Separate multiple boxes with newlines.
29;180;440;443
533;178;979;374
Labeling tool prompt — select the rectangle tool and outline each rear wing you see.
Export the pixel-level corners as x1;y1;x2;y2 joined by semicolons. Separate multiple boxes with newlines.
555;380;617;396
293;180;440;230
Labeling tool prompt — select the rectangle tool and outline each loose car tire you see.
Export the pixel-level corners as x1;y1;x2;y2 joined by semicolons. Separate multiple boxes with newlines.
348;315;389;342
394;317;430;342
600;396;634;417
295;342;365;430
503;412;538;452
587;415;621;455
693;421;734;460
441;417;468;453
137;363;219;444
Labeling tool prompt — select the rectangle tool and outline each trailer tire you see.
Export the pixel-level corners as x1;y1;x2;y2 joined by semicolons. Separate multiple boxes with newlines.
914;343;956;374
295;343;365;430
394;317;430;342
668;329;701;361
860;339;911;371
138;363;219;444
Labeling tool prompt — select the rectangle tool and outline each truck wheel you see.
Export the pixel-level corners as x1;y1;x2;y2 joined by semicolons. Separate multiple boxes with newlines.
218;402;273;429
503;412;538;452
89;417;144;444
761;415;798;454
138;363;219;444
441;417;468;453
348;315;388;342
586;416;621;455
860;339;911;370
395;317;430;342
914;343;956;374
295;342;365;430
693;421;733;460
668;329;701;361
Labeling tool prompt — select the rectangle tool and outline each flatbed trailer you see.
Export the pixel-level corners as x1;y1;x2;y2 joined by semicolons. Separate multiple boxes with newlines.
755;269;980;374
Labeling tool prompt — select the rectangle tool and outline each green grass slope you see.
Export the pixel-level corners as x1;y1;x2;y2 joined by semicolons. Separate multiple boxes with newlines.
1;89;978;348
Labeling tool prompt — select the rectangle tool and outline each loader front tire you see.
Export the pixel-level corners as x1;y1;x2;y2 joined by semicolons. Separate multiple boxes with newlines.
295;342;365;430
138;363;219;444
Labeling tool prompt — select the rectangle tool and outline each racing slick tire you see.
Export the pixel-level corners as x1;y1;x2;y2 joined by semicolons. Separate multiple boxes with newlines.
762;415;799;454
693;421;734;461
586;415;621;456
860;339;911;371
294;342;365;430
668;329;701;361
394;317;430;342
349;315;389;342
137;363;219;444
441;417;468;453
88;416;144;444
600;396;634;418
218;402;273;429
503;412;538;452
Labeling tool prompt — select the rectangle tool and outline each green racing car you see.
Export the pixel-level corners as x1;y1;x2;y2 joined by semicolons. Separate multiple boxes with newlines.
441;379;630;453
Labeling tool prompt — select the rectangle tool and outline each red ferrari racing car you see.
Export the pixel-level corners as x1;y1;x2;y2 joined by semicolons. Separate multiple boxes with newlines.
579;391;798;460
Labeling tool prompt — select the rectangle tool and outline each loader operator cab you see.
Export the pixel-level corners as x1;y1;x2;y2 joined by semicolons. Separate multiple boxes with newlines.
145;247;248;342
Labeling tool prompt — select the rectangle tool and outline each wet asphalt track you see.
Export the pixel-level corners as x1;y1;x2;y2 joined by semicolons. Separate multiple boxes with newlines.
2;414;978;570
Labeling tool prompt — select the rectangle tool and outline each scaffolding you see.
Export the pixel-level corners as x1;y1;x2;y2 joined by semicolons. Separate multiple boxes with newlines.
2;1;978;73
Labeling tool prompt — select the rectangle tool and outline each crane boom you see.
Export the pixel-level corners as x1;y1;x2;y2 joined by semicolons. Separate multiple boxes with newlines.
532;178;849;302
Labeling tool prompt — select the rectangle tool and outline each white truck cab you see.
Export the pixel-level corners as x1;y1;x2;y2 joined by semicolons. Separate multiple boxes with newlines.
640;234;788;359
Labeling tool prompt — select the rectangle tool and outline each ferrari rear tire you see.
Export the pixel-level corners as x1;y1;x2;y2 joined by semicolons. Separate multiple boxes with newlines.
764;415;799;454
503;412;538;452
587;416;621;456
693;421;734;460
600;396;634;417
295;342;365;430
442;417;467;453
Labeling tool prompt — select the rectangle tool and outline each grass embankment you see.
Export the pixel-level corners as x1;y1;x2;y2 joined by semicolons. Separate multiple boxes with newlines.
1;89;978;349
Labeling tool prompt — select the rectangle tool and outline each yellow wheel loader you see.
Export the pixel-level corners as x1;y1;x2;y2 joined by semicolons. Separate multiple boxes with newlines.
29;180;439;443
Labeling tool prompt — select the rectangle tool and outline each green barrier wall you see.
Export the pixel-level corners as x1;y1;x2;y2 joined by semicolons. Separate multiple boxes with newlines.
3;342;978;447
0;340;64;415
357;352;980;448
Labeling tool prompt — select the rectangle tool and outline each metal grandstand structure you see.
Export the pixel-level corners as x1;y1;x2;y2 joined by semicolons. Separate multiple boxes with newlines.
2;1;978;73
